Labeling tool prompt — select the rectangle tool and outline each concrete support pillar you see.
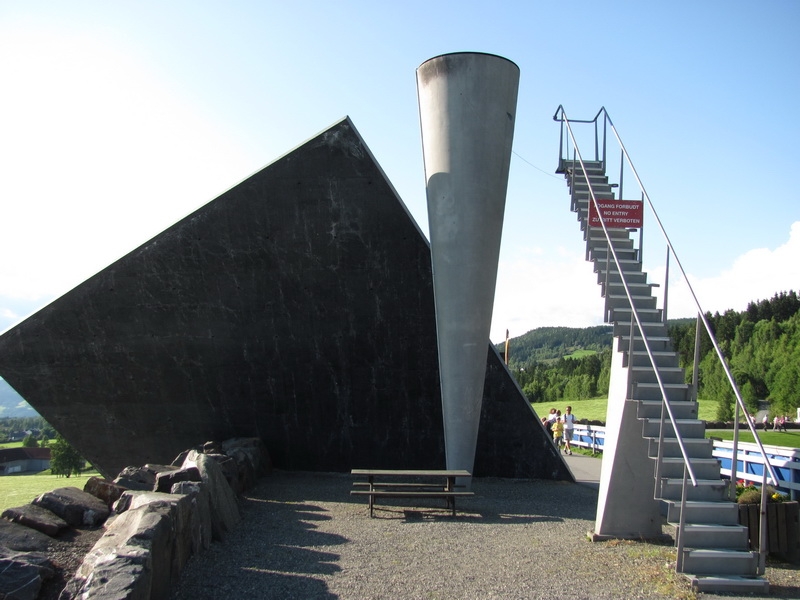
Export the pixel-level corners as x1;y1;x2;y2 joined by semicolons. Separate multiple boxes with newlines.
594;336;663;538
416;53;519;478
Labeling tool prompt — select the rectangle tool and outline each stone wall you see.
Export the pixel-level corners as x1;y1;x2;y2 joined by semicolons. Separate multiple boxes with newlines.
0;437;268;600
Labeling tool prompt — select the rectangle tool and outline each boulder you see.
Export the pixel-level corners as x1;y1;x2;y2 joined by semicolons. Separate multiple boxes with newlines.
182;451;240;540
62;494;196;600
1;503;68;537
171;482;212;553
84;476;128;508
0;519;52;552
200;453;240;492
201;441;221;454
0;547;54;600
114;464;175;491
154;466;201;493
170;449;191;467
221;437;272;476
60;545;151;600
32;487;110;528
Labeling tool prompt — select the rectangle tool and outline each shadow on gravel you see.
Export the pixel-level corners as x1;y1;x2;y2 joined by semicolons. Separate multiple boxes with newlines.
172;476;351;599
172;471;602;599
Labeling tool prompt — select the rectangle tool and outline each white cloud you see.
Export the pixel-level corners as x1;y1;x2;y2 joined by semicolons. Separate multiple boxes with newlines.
653;220;800;319
490;245;605;342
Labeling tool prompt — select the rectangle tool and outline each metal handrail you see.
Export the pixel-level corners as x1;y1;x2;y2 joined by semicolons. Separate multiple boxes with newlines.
555;106;698;489
555;105;778;573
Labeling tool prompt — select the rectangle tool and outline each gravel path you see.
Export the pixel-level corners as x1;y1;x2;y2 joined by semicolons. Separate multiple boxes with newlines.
170;471;800;600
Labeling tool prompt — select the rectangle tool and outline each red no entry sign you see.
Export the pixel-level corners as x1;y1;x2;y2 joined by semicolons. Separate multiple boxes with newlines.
588;199;643;228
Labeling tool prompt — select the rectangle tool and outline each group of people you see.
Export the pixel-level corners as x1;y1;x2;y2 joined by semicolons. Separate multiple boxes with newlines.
541;406;577;455
761;413;790;432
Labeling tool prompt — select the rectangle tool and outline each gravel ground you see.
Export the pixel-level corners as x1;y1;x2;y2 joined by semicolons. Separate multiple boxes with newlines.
168;471;800;600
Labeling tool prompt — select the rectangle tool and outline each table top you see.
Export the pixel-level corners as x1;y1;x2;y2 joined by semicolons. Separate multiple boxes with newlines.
351;469;472;477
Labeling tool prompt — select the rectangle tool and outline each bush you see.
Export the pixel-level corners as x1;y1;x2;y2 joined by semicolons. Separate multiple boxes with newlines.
736;483;787;504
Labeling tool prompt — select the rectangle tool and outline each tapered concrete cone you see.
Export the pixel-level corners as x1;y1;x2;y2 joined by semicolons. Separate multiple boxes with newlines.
417;52;519;477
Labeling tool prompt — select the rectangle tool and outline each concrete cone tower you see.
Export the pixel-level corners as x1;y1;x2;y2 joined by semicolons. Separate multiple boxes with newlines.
416;52;519;479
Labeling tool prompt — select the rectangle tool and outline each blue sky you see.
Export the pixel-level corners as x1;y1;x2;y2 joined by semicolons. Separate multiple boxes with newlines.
1;0;798;344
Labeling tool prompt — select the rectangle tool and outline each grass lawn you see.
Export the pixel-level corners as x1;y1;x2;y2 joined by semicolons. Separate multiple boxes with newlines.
531;395;718;424
704;429;800;449
0;469;100;512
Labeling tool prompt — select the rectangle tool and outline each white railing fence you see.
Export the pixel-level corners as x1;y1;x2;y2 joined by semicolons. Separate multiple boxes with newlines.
569;424;800;501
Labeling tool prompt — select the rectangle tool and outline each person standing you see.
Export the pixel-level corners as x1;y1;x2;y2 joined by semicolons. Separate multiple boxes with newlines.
552;417;564;453
563;405;577;455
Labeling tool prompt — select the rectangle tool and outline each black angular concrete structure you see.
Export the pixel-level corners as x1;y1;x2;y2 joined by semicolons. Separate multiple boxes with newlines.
0;118;569;481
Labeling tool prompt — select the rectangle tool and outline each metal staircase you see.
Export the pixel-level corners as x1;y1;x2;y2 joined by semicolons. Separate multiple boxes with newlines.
554;107;772;594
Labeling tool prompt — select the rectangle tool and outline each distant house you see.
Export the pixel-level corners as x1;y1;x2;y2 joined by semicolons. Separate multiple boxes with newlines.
0;447;51;475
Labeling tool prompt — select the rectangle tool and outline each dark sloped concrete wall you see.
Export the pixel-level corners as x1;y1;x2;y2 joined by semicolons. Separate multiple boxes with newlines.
0;118;569;481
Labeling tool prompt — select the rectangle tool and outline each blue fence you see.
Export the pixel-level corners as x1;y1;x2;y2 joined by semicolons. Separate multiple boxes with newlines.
568;424;800;500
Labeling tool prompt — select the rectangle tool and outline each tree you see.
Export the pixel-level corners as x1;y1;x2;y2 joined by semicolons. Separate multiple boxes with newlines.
50;435;84;477
21;434;39;448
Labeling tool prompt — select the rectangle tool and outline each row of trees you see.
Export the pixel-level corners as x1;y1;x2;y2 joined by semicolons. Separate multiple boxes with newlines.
670;291;800;421
512;348;612;404
507;291;798;422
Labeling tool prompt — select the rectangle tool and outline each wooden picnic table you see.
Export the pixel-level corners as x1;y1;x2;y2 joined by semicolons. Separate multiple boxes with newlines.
350;469;473;517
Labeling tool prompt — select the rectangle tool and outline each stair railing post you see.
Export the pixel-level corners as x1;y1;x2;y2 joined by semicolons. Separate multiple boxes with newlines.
692;313;701;403
604;244;611;321
758;466;768;574
638;191;644;264
655;380;667;499
663;247;670;324
618;147;624;201
676;462;688;572
731;400;740;501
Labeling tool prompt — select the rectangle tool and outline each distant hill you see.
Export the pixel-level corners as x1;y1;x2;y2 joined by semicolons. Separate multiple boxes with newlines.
498;326;613;368
498;320;697;368
0;378;38;418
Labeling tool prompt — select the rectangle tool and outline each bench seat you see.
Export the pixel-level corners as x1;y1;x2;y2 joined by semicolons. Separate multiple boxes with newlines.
350;489;474;517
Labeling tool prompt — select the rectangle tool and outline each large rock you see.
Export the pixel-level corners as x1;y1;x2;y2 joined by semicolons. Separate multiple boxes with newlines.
222;437;272;476
171;482;212;553
32;487;110;528
154;466;201;493
0;519;52;552
182;451;240;540
0;547;54;600
84;476;128;508
60;545;151;600
62;494;196;600
114;464;175;491
1;503;68;537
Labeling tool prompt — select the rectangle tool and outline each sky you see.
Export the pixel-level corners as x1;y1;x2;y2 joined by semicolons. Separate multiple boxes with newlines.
1;0;798;345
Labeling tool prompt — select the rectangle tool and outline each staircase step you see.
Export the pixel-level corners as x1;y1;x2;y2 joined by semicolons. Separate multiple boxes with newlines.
604;292;657;309
666;500;741;525
590;247;639;262
660;478;729;501
627;350;679;368
586;236;634;251
681;548;758;576
595;259;643;274
618;335;673;353
633;382;691;402
648;436;713;458
679;523;749;549
642;418;705;439
629;365;685;385
609;307;662;323
638;399;697;419
613;320;668;337
658;457;721;479
686;574;768;594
